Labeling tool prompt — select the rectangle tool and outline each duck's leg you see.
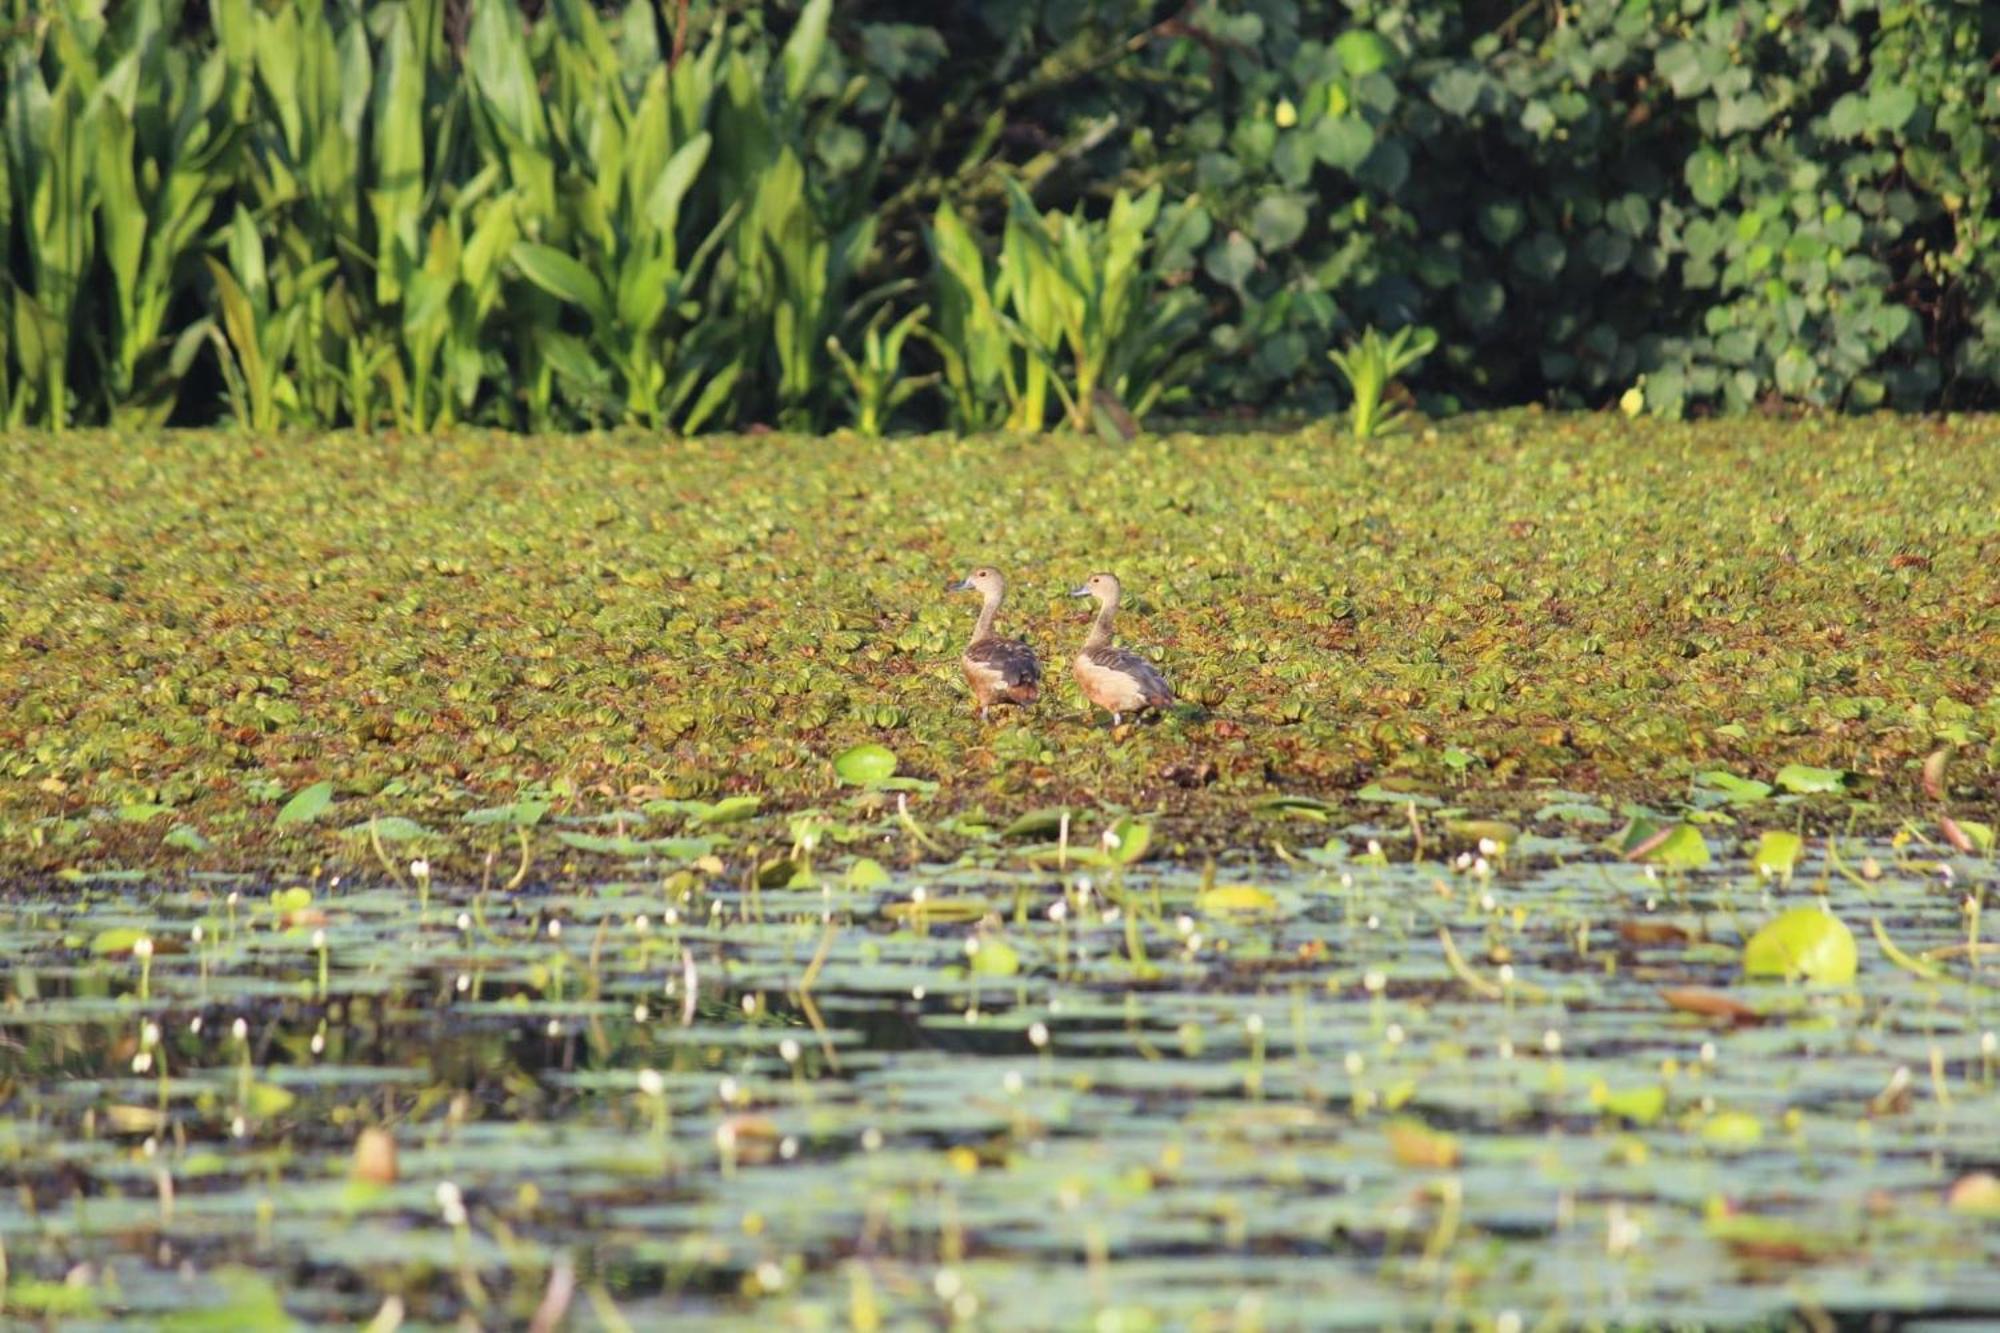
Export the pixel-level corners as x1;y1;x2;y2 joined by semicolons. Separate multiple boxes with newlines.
1111;711;1122;726
978;704;990;723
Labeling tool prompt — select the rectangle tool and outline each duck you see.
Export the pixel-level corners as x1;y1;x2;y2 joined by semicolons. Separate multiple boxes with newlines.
1070;572;1173;725
947;566;1041;722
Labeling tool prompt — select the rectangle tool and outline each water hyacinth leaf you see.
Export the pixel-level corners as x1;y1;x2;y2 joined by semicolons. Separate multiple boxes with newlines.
1630;823;1710;869
1942;818;1993;853
1444;819;1517;849
882;897;988;924
1386;1118;1458;1168
92;927;151;956
1742;907;1857;985
1535;801;1613;825
1001;808;1068;839
1101;816;1152;865
274;781;335;829
690;795;762;826
247;1084;297;1117
1591;1082;1667;1126
844;857;890;889
969;936;1020;977
463;800;550;827
1197;885;1279;920
342;817;431;842
1695;770;1772;803
834;744;898;786
1702;1111;1764;1150
1254;794;1334;816
1773;763;1848;795
1751;830;1803;879
1354;783;1441;808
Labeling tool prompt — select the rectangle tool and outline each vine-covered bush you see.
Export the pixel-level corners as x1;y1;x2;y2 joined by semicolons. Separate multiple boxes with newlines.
2;0;1995;432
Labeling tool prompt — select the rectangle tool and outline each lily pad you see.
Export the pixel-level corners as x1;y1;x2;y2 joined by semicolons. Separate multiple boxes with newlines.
834;744;898;786
1773;763;1849;795
1742;907;1857;985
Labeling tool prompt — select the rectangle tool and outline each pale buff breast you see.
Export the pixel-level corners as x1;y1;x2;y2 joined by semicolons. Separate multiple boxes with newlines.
1072;653;1151;712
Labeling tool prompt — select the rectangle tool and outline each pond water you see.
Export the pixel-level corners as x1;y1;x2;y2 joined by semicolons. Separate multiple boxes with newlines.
3;826;1996;1329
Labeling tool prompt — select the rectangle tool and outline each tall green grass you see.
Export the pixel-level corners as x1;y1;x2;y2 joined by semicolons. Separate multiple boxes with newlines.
0;0;1195;435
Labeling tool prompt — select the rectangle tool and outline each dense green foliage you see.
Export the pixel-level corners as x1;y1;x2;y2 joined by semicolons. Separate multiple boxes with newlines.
3;0;1996;433
2;416;1994;876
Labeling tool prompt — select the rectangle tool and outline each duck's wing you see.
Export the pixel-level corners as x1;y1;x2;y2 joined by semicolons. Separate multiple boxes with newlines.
1088;646;1172;704
967;636;1041;687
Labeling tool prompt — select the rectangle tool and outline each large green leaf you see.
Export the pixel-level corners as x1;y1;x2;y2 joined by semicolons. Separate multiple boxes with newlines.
274;780;335;830
512;243;613;330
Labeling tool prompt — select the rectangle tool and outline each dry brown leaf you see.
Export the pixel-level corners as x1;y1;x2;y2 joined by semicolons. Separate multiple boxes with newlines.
352;1126;398;1184
1618;920;1691;946
1660;987;1765;1027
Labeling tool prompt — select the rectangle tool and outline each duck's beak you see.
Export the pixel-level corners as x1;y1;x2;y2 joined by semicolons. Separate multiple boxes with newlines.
946;576;973;593
1069;585;1092;598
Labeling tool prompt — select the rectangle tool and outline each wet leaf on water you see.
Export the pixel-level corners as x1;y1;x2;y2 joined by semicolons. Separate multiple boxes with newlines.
1386;1118;1459;1168
1623;822;1709;869
1695;770;1772;804
882;897;989;923
1921;748;1948;801
343;817;431;842
91;926;151;955
1444;819;1518;848
557;832;715;859
273;780;335;829
1534;801;1614;825
1197;885;1280;919
1751;830;1803;880
103;1104;166;1134
969;936;1021;977
351;1127;398;1185
1590;1081;1666;1126
1701;1110;1764;1150
1742;907;1857;985
1617;920;1692;946
1001;808;1068;839
1355;782;1441;808
463;799;550;827
1660;987;1766;1026
1706;1211;1843;1264
270;886;313;916
834;743;898;786
1940;816;1992;853
1946;1172;2000;1216
691;795;763;826
845;856;890;889
1773;763;1849;795
1254;794;1334;815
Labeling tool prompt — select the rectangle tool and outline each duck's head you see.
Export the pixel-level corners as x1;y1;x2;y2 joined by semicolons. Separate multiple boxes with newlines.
948;566;1005;598
1070;572;1122;604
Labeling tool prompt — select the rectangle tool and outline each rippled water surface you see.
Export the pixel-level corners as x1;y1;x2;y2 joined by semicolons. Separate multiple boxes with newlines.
4;825;1997;1329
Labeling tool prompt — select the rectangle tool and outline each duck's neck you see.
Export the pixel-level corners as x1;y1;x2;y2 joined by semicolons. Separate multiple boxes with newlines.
1083;598;1116;651
971;590;1002;642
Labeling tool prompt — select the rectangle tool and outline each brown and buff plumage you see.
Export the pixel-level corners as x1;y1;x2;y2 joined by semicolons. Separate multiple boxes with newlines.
948;567;1041;722
1069;572;1173;725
